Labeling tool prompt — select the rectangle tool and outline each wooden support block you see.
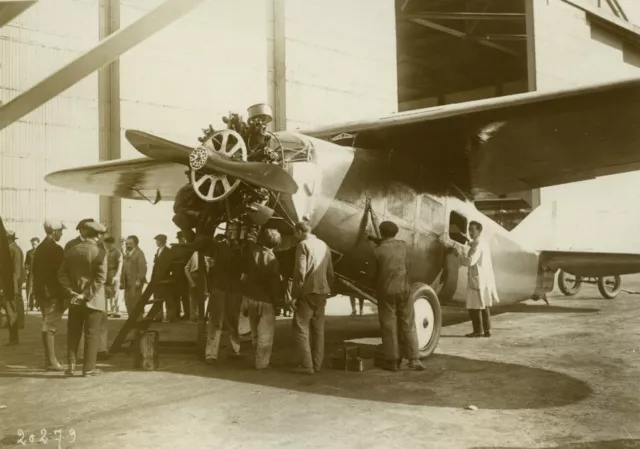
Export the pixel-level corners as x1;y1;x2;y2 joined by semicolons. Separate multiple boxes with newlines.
133;330;159;371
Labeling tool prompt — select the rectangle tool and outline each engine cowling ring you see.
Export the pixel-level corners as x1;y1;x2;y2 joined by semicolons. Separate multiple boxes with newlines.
189;129;248;203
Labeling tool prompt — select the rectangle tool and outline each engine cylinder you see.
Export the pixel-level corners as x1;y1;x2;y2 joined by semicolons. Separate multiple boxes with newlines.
247;103;273;124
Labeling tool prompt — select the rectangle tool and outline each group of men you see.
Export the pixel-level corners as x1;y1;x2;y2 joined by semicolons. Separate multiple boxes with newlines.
1;211;497;375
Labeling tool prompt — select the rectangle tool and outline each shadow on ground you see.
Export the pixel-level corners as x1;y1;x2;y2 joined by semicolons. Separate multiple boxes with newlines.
0;308;593;411
470;439;640;449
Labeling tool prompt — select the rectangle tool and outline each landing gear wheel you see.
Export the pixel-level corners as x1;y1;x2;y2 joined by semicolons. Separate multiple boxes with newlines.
410;283;442;359
189;129;248;202
558;270;582;296
598;275;621;299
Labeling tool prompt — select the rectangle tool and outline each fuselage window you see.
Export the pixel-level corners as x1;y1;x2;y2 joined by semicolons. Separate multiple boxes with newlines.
418;194;445;234
449;211;469;245
387;182;416;222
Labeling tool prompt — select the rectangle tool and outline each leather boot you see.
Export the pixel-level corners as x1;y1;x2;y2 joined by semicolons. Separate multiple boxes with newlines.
465;310;483;337
481;308;491;337
6;326;19;346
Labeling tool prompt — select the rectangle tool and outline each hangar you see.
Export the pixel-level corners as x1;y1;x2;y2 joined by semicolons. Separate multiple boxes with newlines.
1;0;640;255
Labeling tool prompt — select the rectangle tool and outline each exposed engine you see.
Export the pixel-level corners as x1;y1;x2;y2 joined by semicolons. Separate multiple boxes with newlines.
174;104;289;251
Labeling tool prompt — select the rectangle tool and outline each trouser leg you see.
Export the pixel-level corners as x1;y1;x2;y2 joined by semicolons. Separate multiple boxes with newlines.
481;308;491;334
308;295;326;372
205;288;225;360
82;309;103;373
377;295;399;362
466;309;482;336
254;302;276;369
397;293;420;361
225;292;242;355
98;311;109;353
42;300;64;366
292;298;313;370
67;306;84;364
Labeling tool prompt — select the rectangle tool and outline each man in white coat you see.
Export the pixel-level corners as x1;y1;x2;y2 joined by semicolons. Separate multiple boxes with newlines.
454;221;499;338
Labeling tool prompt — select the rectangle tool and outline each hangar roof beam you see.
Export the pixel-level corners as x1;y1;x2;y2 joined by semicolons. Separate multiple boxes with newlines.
403;12;525;21
0;0;38;28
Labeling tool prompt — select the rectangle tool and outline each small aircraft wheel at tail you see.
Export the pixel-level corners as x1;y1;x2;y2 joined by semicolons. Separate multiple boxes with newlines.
558;269;582;296
598;275;622;299
410;283;442;359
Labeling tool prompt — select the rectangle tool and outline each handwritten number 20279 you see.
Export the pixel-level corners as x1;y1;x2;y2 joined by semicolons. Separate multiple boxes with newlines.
17;428;76;446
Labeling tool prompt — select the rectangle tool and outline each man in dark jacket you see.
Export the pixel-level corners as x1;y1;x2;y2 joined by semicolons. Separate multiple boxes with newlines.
241;229;284;370
0;219;19;346
33;220;66;370
371;221;424;371
58;221;108;377
151;234;175;322
25;237;40;311
64;218;95;251
171;231;193;320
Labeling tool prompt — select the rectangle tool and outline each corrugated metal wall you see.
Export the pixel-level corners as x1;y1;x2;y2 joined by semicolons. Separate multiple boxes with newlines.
0;0;100;247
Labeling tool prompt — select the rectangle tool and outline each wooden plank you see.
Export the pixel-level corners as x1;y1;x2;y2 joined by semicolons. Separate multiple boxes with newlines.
133;330;159;370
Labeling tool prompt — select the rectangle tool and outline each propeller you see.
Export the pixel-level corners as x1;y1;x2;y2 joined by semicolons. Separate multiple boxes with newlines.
125;129;298;196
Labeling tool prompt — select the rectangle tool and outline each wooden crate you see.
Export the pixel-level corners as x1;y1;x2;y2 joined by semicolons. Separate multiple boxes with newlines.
133;330;160;371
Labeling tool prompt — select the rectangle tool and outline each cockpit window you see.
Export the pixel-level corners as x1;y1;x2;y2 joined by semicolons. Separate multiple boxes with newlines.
449;211;469;244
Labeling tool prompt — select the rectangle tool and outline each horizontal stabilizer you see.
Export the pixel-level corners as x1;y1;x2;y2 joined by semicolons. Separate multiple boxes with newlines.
539;250;640;277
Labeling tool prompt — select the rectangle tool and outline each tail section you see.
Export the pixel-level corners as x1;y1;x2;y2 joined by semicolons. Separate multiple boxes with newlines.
510;201;558;251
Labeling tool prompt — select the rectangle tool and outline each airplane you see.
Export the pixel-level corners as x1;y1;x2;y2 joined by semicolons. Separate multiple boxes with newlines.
45;76;640;359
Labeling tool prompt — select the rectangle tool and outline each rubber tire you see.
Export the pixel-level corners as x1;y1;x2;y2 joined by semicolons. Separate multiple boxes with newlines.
408;283;442;359
598;275;621;299
558;269;582;296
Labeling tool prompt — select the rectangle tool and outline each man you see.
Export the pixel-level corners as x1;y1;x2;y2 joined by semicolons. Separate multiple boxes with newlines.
371;221;424;371
120;236;147;317
104;237;122;318
25;237;40;312
241;229;284;370
32;220;66;370
455;221;499;338
184;248;208;323
151;234;175;322
64;218;95;251
172;171;208;243
58;221;108;376
0;224;20;346
172;231;193;320
7;231;25;335
205;235;243;363
290;220;334;375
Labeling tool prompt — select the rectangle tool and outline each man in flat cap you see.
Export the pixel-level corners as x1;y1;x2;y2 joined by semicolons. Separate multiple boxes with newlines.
151;234;176;322
32;220;66;370
64;218;95;252
59;221;108;376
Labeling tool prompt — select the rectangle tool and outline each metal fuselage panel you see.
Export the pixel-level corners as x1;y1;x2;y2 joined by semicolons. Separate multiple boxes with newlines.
296;139;540;306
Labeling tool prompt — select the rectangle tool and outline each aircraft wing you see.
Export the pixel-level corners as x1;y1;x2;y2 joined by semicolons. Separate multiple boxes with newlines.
45;158;187;201
539;250;640;277
302;77;640;196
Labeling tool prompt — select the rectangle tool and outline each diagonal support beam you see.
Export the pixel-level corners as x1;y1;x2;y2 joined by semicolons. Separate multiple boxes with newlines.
0;0;206;131
0;0;38;28
410;17;520;56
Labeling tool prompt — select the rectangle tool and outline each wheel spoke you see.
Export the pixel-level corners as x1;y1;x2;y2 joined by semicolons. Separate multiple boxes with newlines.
220;133;229;154
194;175;208;190
207;178;217;199
221;176;232;191
227;141;242;157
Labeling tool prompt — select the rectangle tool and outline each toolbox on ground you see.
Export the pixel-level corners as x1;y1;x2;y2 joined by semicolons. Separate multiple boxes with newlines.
330;345;376;372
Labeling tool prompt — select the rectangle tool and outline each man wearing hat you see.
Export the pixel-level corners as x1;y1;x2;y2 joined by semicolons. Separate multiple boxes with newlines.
64;218;95;252
32;220;66;370
24;237;41;312
151;234;176;322
121;235;147;316
58;220;108;376
171;231;193;320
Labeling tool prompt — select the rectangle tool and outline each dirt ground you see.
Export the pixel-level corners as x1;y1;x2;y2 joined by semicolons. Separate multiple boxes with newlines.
1;278;640;449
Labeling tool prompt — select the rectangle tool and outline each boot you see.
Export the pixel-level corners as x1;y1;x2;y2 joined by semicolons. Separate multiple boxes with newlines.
65;363;76;377
481;308;491;337
465;310;483;337
6;326;19;346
